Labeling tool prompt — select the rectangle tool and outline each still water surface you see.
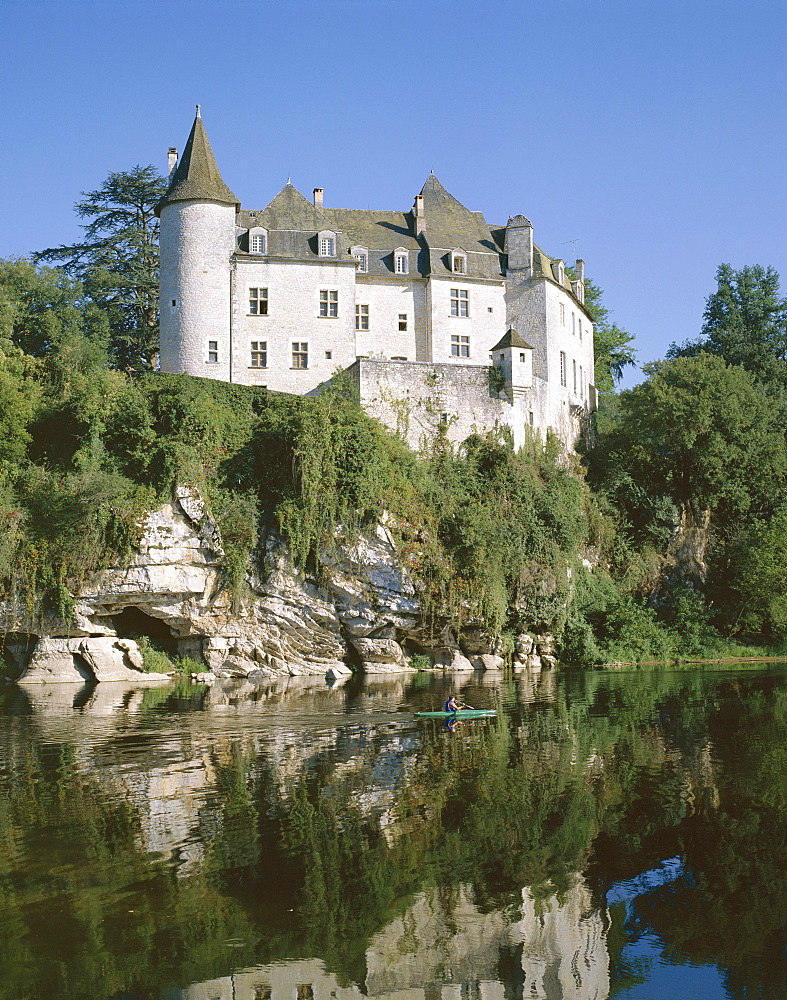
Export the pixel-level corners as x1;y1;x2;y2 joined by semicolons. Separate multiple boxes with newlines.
0;665;785;1000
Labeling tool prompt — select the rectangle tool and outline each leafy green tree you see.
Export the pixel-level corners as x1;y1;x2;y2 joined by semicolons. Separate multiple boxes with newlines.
35;166;167;373
603;353;787;525
0;337;40;465
0;258;109;370
669;264;787;393
729;509;787;639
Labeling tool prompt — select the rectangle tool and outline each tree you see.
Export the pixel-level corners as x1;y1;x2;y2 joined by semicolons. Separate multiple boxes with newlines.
0;336;40;464
669;264;787;393
0;258;109;376
605;353;787;525
730;509;787;640
581;276;637;395
35;166;167;373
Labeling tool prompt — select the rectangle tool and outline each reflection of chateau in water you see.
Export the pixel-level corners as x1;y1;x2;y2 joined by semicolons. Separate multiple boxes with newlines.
3;665;749;999
172;876;608;1000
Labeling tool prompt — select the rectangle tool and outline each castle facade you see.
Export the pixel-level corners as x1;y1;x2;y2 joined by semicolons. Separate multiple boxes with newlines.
157;109;596;450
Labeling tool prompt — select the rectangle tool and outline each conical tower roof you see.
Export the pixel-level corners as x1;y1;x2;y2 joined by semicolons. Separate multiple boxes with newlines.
491;328;534;351
156;107;238;215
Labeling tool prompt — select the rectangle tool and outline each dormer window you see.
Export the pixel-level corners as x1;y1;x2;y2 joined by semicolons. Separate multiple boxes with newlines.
394;249;408;275
555;260;565;284
249;227;267;254
351;246;368;273
451;250;467;274
318;231;336;257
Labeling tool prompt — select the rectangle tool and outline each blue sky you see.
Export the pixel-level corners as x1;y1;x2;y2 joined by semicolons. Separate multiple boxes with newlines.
1;0;784;387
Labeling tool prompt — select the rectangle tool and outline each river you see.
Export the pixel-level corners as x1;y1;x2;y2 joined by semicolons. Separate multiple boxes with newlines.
0;664;785;1000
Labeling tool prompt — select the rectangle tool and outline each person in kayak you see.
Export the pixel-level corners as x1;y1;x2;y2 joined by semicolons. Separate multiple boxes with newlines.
444;694;474;712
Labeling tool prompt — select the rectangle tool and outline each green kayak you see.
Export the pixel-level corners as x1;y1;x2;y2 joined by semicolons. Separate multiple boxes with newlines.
414;709;497;718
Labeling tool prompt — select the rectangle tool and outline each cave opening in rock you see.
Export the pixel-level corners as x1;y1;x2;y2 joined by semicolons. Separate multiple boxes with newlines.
110;607;178;656
1;633;37;680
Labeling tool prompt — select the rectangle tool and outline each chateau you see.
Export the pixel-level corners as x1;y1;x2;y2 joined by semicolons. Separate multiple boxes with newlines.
157;108;597;450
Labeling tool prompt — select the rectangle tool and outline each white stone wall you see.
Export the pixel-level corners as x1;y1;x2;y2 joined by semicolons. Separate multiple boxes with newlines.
504;277;548;377
231;257;358;393
353;360;586;453
543;281;595;407
354;278;425;362
159;201;236;379
428;278;508;366
352;359;514;452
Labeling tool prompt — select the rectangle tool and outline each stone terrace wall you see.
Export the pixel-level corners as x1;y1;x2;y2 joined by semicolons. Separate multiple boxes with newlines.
349;358;515;452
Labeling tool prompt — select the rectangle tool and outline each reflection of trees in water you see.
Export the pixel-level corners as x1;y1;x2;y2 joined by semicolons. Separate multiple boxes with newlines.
0;670;785;998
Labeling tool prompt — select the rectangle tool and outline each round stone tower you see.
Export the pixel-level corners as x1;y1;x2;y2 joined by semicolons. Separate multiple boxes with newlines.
156;107;239;380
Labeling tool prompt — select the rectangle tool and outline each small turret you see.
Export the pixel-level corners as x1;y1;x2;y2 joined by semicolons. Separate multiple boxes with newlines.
491;328;533;400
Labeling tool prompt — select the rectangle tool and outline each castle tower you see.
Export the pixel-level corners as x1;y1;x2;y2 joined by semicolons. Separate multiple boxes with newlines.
156;106;239;379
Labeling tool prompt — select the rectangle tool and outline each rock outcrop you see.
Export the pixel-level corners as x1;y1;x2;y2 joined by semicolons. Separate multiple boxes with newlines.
3;487;559;682
17;637;169;685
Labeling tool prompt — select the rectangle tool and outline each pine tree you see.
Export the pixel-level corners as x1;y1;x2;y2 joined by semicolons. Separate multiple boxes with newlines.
35;166;167;373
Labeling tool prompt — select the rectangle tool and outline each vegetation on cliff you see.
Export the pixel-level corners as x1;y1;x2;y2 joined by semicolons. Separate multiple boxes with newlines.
1;176;786;664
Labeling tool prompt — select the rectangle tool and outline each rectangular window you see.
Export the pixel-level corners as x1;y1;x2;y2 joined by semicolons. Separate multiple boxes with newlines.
560;302;565;325
529;411;534;426
319;237;335;256
451;334;470;357
207;340;218;364
292;342;308;369
450;288;469;317
395;253;408;274
578;318;582;341
355;304;369;330
573;359;577;393
560;351;567;387
572;313;576;336
579;364;584;397
325;350;332;359
249;287;268;315
398;313;408;332
250;341;267;368
452;255;466;274
319;290;338;317
354;252;368;273
250;234;266;253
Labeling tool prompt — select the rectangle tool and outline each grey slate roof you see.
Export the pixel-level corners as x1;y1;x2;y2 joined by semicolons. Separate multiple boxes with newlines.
157;112;238;215
249;183;333;232
234;172;583;302
325;209;420;251
491;329;535;351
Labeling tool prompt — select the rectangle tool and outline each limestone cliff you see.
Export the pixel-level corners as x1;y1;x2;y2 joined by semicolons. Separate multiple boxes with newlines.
2;487;557;683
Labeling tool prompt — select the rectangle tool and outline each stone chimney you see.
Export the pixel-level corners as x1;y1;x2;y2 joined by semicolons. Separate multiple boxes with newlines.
573;258;585;303
167;147;178;182
313;187;324;209
504;216;533;277
413;194;426;236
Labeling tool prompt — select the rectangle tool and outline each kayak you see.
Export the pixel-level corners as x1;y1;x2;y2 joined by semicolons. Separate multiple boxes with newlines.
414;709;497;718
